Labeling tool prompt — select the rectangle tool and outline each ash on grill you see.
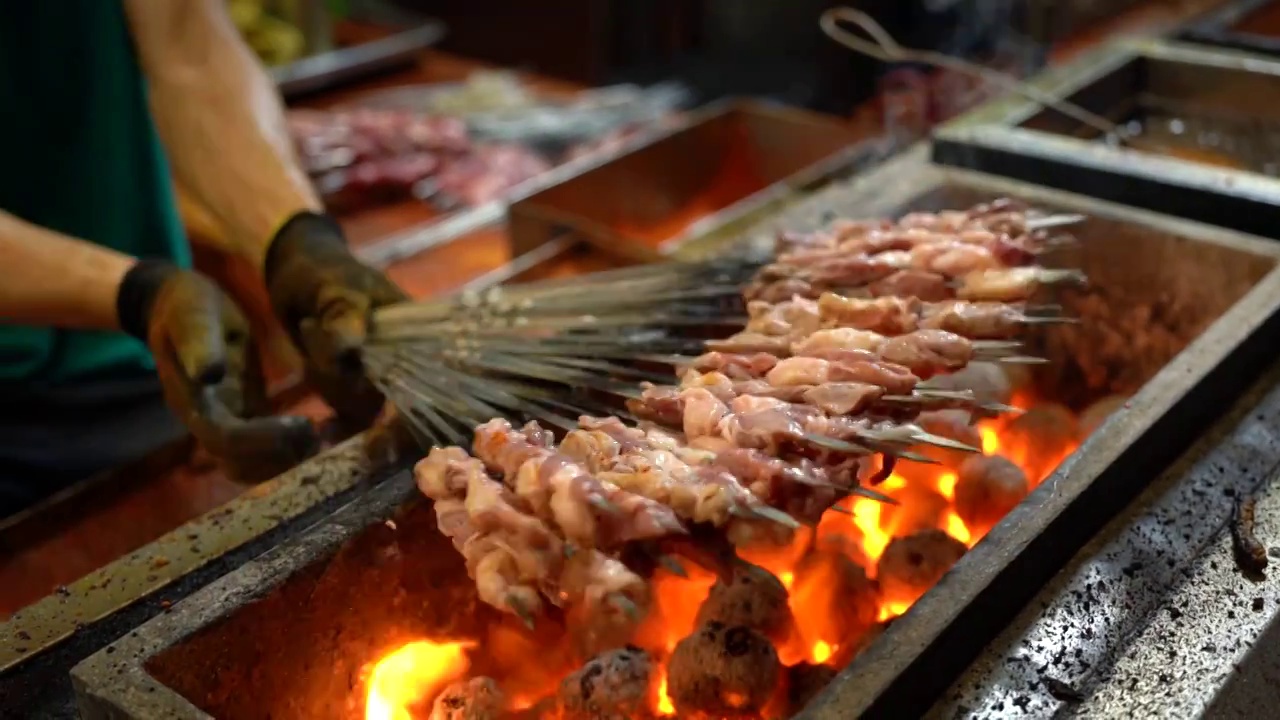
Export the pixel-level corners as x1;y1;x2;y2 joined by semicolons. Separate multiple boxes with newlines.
351;199;1099;718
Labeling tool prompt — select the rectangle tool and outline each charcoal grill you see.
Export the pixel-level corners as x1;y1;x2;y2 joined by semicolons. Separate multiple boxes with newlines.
1179;0;1280;61
932;39;1280;239
69;146;1280;719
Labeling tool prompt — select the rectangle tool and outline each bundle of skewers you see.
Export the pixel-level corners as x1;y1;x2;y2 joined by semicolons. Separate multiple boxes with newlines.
363;198;1086;637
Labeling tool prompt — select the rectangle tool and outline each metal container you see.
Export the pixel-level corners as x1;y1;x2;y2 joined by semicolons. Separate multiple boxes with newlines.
272;21;445;99
69;147;1280;720
931;39;1280;239
1179;0;1280;59
507;99;874;263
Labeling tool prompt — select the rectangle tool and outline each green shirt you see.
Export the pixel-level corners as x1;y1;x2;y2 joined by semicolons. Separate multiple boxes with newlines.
0;3;189;385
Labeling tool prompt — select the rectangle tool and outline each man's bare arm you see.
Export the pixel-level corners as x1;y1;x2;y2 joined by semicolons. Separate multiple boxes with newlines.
124;0;321;271
0;211;134;330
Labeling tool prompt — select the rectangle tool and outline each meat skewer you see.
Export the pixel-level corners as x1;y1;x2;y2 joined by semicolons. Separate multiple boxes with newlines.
708;326;1033;380
744;265;1084;304
472;419;687;549
626;385;978;461
415;446;649;626
563;416;870;535
678;368;1006;423
745;293;1072;340
415;446;552;623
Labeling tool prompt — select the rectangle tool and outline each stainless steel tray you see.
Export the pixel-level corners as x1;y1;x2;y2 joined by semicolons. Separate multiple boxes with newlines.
273;21;445;99
507;98;878;263
931;39;1280;239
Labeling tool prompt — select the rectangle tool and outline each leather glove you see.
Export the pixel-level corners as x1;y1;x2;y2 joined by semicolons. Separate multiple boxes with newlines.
117;260;320;481
263;211;407;434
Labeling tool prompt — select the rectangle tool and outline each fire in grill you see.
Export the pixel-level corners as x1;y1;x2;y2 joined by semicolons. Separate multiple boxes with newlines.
338;194;1089;719
71;151;1280;720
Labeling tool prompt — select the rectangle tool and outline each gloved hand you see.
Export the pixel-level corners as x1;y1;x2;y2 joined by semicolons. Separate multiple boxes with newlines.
263;211;407;434
117;260;320;481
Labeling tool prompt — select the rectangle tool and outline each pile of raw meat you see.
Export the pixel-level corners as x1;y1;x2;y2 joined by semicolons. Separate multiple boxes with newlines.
287;108;553;210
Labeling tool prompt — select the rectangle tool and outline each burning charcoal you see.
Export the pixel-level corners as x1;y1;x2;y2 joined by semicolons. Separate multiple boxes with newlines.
879;482;950;539
558;646;656;720
1003;403;1079;481
919;362;1012;407
954;455;1029;538
430;677;504;720
668;622;782;718
695;562;794;644
876;529;968;606
786;662;838;715
1079;394;1127;437
791;551;880;652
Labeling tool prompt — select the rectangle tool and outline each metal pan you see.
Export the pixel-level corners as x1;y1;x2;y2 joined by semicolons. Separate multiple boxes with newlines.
931;39;1280;240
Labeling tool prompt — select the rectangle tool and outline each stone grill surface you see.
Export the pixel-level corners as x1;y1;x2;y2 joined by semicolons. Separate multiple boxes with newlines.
70;149;1280;719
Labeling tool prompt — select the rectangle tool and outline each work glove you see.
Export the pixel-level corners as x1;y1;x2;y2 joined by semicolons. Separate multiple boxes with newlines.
263;211;408;435
117;260;321;481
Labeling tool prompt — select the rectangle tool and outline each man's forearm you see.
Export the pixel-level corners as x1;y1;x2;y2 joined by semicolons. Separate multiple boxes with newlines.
125;0;321;271
0;211;134;330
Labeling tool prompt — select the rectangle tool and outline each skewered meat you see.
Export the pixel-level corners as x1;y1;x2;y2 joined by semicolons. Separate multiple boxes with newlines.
954;455;1028;537
794;328;998;380
667;621;783;718
696;352;918;397
473;419;686;548
745;293;1062;343
415;446;648;627
561;420;746;526
746;265;1082;305
876;529;968;606
695;562;795;644
681;368;884;419
557;646;656;720
956;267;1085;302
684;351;779;380
416;448;548;619
430;677;505;720
867;269;952;302
713;322;1021;381
629;385;969;465
745;295;822;337
565;416;837;537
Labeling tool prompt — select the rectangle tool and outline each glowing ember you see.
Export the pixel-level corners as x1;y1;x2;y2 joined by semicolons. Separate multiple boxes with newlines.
812;641;835;665
365;640;472;720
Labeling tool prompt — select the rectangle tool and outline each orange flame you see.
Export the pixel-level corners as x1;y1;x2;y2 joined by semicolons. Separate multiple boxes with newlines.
365;640;472;720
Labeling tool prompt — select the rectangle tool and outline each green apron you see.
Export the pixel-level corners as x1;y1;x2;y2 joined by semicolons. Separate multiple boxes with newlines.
0;3;192;514
0;2;190;384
